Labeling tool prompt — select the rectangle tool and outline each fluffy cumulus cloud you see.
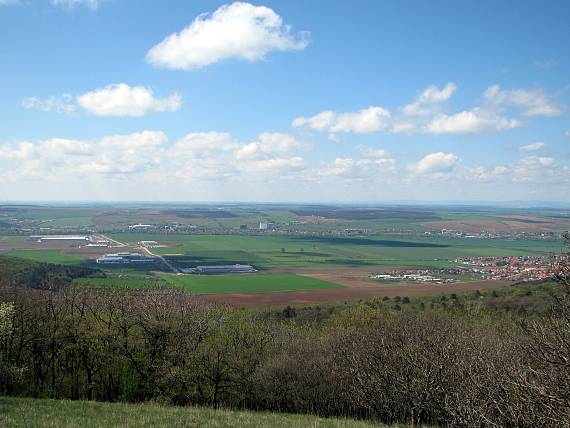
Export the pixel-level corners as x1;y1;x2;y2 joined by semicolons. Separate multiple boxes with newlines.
425;109;520;134
410;152;460;175
51;0;99;9
23;84;181;117
146;2;309;70
483;85;561;117
565;129;570;138
393;83;457;133
519;141;545;152
0;130;310;183
233;133;306;176
401;83;456;117
77;84;181;117
292;106;391;134
236;132;302;159
317;146;396;182
171;132;238;156
0;131;166;178
392;83;561;135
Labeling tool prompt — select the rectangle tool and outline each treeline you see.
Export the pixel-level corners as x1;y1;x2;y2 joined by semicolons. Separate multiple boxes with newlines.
0;256;102;290
0;280;569;427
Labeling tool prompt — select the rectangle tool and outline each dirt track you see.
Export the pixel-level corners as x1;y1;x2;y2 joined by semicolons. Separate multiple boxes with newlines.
203;267;512;308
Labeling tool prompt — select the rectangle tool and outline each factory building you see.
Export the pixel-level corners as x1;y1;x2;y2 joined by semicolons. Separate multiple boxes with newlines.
30;235;90;243
183;264;256;274
259;222;275;230
138;240;161;248
96;252;156;264
128;224;153;230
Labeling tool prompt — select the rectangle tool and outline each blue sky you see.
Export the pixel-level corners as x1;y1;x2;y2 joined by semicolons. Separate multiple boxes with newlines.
0;0;569;202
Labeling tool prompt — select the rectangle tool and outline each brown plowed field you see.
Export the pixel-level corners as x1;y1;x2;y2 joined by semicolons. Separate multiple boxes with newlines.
203;267;512;308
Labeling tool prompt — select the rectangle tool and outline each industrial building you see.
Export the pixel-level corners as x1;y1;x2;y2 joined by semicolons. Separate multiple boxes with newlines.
128;224;153;230
138;240;162;248
30;235;90;243
96;252;156;264
183;264;257;274
259;222;275;230
86;240;110;248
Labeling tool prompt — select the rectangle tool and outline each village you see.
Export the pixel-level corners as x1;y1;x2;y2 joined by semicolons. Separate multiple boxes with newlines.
372;254;562;284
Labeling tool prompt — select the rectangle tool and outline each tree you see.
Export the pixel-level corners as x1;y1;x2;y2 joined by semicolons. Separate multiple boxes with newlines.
0;302;24;393
515;233;570;425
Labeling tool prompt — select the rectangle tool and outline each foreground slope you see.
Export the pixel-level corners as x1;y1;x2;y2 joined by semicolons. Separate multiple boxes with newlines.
0;397;385;428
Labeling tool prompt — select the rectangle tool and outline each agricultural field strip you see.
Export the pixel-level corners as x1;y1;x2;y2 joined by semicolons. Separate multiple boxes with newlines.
76;273;345;295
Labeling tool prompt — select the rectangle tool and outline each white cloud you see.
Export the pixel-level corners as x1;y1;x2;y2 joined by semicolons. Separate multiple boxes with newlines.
519;141;545;152
51;0;99;9
22;94;76;114
328;133;341;143
468;165;508;182
237;156;305;174
146;2;309;70
426;108;521;134
0;131;166;177
234;133;306;177
24;84;181;117
77;83;181;117
402;83;456;117
293;106;391;134
565;129;570;138
171;132;238;156
236;132;302;159
316;146;396;182
411;152;460;175
0;0;19;5
512;156;555;183
483;84;561;117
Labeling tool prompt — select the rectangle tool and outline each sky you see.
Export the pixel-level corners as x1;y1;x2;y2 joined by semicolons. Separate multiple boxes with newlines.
0;0;569;203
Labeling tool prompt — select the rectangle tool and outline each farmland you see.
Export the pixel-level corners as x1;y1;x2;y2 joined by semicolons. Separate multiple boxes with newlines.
4;249;82;264
109;233;564;270
76;273;344;294
0;203;568;307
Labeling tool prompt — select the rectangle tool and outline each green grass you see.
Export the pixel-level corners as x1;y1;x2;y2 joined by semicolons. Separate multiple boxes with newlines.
0;397;385;428
108;233;564;270
76;273;345;294
161;273;344;294
4;249;82;264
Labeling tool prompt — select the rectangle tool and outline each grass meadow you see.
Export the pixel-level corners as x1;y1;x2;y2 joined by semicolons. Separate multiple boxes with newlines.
0;397;385;428
4;249;82;264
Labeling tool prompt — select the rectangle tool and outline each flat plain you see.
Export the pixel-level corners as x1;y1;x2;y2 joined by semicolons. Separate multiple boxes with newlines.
1;204;568;307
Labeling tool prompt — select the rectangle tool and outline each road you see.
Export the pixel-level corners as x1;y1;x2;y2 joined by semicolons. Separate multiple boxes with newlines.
140;246;180;274
98;234;127;247
98;234;179;274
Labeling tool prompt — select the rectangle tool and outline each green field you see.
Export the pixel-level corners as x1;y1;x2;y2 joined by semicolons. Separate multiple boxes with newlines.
162;273;344;294
4;249;81;264
109;233;565;270
0;397;384;428
76;273;344;294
